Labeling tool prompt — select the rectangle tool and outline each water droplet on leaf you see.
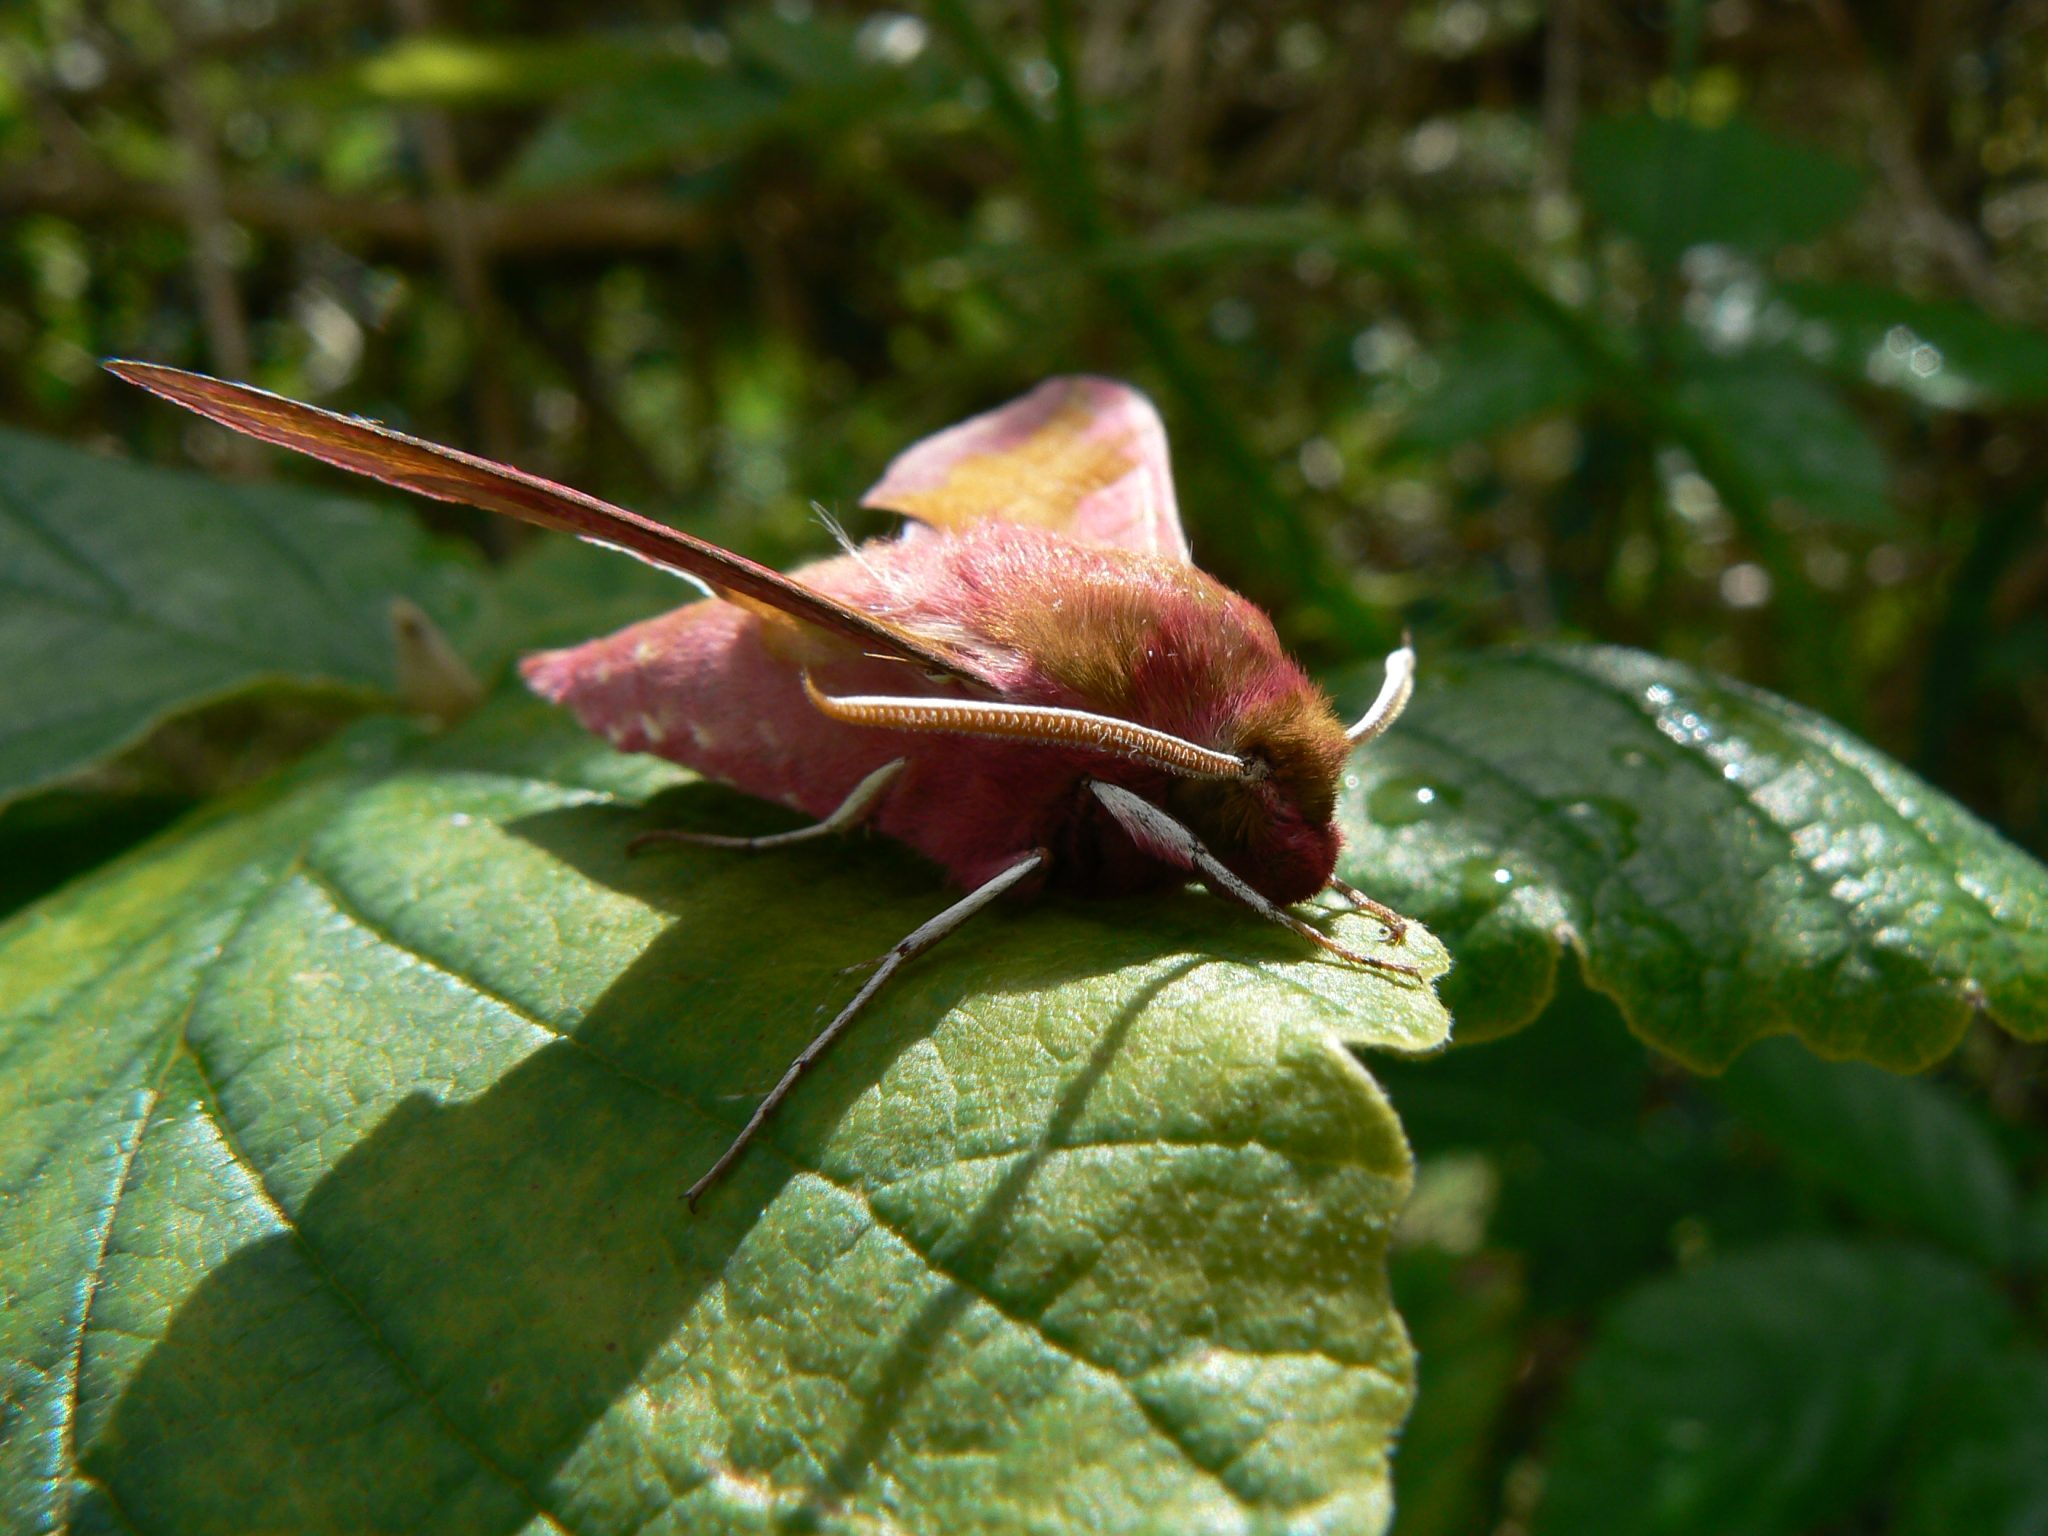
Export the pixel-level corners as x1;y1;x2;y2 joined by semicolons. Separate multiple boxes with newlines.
1367;774;1459;826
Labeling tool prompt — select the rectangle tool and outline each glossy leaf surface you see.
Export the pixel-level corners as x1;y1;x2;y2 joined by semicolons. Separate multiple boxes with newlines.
1339;644;2048;1067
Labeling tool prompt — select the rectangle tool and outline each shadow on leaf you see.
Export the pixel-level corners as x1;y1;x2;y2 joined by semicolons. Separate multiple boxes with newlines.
76;787;1215;1532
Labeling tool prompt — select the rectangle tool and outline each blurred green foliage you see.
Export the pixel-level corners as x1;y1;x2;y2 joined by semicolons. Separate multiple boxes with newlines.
4;1;2048;1533
5;0;2048;846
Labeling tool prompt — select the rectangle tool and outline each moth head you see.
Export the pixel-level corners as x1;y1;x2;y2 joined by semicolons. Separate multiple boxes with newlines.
1157;641;1414;904
1162;689;1352;906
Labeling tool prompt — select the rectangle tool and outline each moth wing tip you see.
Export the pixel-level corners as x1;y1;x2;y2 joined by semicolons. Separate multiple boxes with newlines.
516;649;572;701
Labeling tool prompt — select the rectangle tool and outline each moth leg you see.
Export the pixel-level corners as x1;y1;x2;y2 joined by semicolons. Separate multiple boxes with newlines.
631;758;905;855
1322;876;1408;945
1090;782;1422;979
686;847;1047;1210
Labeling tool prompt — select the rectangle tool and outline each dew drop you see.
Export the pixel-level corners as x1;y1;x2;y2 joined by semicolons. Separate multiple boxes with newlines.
1367;774;1459;826
1454;855;1514;909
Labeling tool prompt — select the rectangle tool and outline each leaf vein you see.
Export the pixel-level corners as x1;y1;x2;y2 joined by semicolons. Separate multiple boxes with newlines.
174;1027;585;1536
1508;649;1973;978
296;861;1357;1514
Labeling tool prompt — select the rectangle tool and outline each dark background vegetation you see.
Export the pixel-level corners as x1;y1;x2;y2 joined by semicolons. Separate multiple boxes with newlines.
4;2;2046;1533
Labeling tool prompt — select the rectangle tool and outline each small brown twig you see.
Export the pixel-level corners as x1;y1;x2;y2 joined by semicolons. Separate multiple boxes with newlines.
0;161;714;253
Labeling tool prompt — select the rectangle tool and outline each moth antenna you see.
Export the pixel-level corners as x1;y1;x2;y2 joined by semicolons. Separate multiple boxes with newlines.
1347;641;1416;746
1090;782;1421;978
801;677;1259;782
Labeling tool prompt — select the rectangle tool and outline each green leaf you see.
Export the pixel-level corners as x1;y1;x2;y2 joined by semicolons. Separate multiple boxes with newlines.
470;534;685;661
1338;644;2048;1067
0;785;192;918
1532;1240;2014;1536
1;693;1449;1535
0;426;487;809
504;64;787;192
1388;1249;1522;1536
1716;1038;2024;1269
1576;112;1867;267
1395;318;1594;456
1775;278;2048;408
1378;972;1730;1313
353;33;681;105
503;11;955;193
1674;353;1894;526
1898;1352;2048;1535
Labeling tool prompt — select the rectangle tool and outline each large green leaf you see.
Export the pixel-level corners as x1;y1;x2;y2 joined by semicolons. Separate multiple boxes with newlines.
1575;112;1866;267
1673;354;1894;527
1716;1038;2024;1269
1394;318;1593;457
1339;644;2048;1067
1897;1352;2048;1536
1776;278;2048;408
1532;1240;2014;1536
0;427;486;809
0;694;1449;1536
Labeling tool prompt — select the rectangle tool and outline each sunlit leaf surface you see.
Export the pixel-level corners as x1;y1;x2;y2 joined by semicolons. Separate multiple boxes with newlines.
0;695;1448;1536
